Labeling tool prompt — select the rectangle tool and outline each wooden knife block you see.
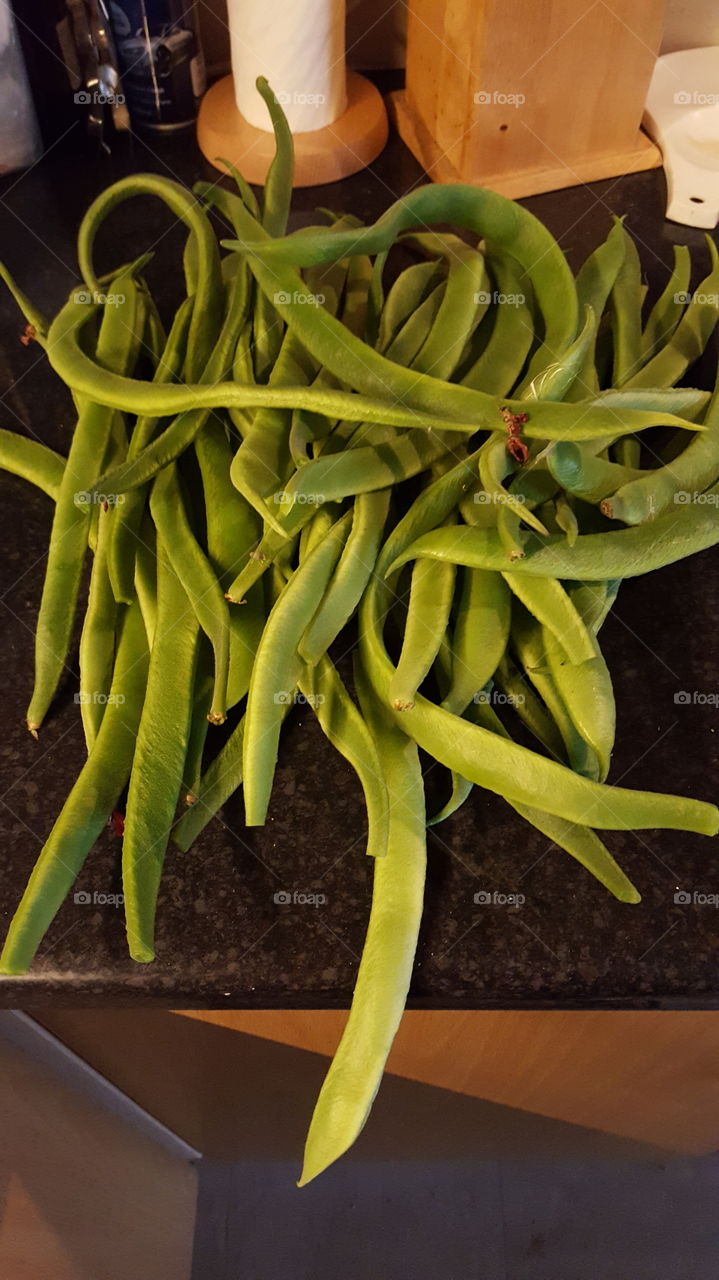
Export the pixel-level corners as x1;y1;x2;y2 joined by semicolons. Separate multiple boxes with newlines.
391;0;665;197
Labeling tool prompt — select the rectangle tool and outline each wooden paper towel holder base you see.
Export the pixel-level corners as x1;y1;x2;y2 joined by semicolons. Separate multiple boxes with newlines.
390;91;661;200
197;70;388;187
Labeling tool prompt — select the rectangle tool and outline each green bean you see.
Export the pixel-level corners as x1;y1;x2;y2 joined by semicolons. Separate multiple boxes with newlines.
298;655;390;858
610;219;643;386
441;568;511;715
641;244;692;357
387;489;719;579
513;805;640;902
565;220;627;401
569;580;614;634
381;280;446;367
26;268;145;735
218;156;260;219
225;519;303;603
502;574;597;666
107;296;194;604
431;610;502;825
133;515;157;646
586;386;707;417
427;771;474;826
0;601;150;974
123;543;199;962
299;661;426;1186
544;633;615;783
365;248;388;347
248;77;294;379
299;490;390;666
275;429;450;511
300;505;337;560
519;304;596;401
46;295;706;453
173;714;247;851
77;174;223;381
78;506;118;751
627;238;719;390
0;261;49;346
461;250;534;394
510;608;600;780
0;429;64;501
376;260;441;352
150;463;231;724
478;435;549;555
409;237;487;381
257;77;293;238
195;415;264;707
545;440;644;503
140;285;167;365
243;512;352;825
390;547;456;711
603;365;719;523
338;242;373;339
230;318;321;528
182;642;214;805
553;491;578;545
286;242;373;469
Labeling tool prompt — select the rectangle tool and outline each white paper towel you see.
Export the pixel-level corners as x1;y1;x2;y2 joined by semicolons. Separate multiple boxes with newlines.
229;0;347;133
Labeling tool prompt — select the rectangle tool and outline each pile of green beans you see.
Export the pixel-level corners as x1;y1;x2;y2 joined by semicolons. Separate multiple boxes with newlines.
1;81;719;1184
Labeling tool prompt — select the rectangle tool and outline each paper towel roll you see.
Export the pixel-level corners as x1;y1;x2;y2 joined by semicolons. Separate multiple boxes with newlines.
228;0;347;133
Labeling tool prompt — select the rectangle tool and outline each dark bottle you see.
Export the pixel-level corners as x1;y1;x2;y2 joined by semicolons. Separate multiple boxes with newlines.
107;0;205;131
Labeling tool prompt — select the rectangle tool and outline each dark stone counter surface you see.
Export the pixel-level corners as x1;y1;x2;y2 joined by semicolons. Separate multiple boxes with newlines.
0;91;717;1007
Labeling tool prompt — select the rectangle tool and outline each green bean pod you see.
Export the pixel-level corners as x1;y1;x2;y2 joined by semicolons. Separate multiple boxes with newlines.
252;76;293;379
243;512;352;825
387;491;719;579
461;249;534;395
0;601;149;974
603;364;719;524
0;429;64;501
122;544;200;962
78;507;118;751
545;440;644;503
610;219;644;386
502;574;597;666
390;551;456;711
565;220;627;401
627;238;719;390
0;261;50;345
441;568;511;716
376;260;441;352
150;463;231;724
299;489;390;666
107;295;194;604
77;173;223;381
510;608;600;780
298;662;426;1186
26;268;145;735
640;244;692;358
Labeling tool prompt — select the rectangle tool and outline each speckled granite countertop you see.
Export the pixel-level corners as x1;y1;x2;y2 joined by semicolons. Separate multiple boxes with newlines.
0;93;717;1007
